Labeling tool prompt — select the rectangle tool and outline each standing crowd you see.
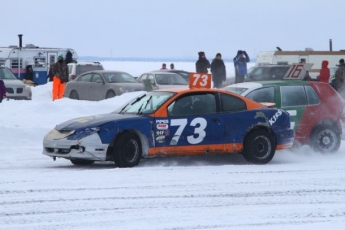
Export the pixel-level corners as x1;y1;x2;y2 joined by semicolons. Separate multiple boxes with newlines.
195;50;250;88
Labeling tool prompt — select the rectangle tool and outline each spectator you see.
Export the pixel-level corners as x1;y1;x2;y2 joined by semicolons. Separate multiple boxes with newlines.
234;50;250;83
233;50;242;79
47;64;54;82
318;60;330;83
334;58;345;97
196;51;210;73
52;54;69;100
161;63;167;70
0;79;6;103
211;53;226;88
300;58;311;81
170;63;175;70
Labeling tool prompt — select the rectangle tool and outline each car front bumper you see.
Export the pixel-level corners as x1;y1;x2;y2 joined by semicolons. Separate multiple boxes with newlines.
42;133;109;161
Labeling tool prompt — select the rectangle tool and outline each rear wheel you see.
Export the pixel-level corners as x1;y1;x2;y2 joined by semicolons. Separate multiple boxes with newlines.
70;159;95;165
69;90;79;100
311;125;340;153
106;90;116;99
113;132;141;167
243;130;276;164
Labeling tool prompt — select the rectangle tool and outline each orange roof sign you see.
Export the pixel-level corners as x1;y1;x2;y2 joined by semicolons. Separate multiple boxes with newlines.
189;72;212;89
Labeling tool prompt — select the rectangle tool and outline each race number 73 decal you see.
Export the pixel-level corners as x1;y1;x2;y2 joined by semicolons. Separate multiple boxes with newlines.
189;72;212;89
170;118;207;145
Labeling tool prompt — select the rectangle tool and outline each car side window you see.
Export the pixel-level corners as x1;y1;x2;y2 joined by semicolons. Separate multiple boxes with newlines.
91;74;103;83
305;86;320;105
78;73;92;82
281;86;307;107
246;87;275;103
168;93;216;116
220;93;246;112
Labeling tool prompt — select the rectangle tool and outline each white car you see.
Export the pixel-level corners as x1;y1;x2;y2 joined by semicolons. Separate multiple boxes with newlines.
0;66;32;100
137;71;189;90
67;61;104;81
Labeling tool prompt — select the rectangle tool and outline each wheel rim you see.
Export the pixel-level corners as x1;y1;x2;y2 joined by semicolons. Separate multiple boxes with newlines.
125;139;139;163
316;128;338;151
250;135;271;159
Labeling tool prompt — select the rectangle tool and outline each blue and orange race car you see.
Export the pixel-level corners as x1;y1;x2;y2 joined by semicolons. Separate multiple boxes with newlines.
43;73;294;167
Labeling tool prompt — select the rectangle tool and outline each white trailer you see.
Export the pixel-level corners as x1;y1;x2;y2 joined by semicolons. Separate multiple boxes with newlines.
256;50;345;77
0;35;78;85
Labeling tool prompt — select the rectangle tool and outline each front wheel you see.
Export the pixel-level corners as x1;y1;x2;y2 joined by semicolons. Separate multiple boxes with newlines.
311;125;340;153
243;130;276;164
113;132;142;168
69;90;79;100
106;90;116;99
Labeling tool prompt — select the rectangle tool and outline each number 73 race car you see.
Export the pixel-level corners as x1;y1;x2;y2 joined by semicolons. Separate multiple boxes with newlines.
42;73;294;167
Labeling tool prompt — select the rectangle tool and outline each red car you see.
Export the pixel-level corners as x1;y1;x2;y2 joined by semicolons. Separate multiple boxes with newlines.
225;80;345;153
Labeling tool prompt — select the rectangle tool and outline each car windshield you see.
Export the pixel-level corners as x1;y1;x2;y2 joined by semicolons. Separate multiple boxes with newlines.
155;74;188;85
115;91;175;114
0;67;17;80
224;86;249;95
103;72;138;83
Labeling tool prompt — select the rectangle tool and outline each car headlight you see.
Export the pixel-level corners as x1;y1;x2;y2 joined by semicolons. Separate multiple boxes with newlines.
67;127;100;140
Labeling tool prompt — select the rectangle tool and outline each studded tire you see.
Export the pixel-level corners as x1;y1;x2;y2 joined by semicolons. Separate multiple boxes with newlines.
311;125;340;153
243;129;276;164
113;132;142;168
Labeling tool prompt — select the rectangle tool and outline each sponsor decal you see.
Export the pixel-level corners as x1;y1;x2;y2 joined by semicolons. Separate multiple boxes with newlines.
156;119;169;124
156;135;165;143
269;109;283;125
157;123;168;130
156;130;170;136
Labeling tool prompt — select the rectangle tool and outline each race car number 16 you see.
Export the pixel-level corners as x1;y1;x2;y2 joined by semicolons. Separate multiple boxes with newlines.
189;72;212;89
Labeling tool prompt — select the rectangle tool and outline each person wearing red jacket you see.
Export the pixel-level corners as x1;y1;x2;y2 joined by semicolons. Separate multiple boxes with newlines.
318;60;330;83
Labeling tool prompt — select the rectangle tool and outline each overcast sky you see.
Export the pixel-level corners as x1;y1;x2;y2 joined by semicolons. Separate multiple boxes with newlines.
2;0;344;59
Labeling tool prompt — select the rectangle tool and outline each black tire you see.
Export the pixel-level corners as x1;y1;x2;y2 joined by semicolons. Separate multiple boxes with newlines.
243;129;276;164
106;90;116;99
311;125;341;153
70;159;95;165
69;90;79;100
113;132;141;167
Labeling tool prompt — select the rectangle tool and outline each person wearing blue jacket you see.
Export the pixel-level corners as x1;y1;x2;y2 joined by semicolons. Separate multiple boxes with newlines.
234;50;250;83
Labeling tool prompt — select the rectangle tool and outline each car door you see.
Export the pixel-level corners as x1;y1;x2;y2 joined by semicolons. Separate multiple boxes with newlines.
153;92;225;155
279;85;309;137
89;73;105;101
76;73;93;100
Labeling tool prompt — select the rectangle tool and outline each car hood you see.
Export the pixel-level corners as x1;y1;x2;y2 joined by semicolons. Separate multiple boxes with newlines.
3;79;26;87
55;113;141;131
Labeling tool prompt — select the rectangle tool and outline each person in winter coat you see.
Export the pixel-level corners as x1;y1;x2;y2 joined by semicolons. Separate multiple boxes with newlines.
196;51;211;73
211;53;226;88
52;54;69;100
161;63;167;70
0;79;6;103
234;50;250;83
334;59;345;98
318;60;330;83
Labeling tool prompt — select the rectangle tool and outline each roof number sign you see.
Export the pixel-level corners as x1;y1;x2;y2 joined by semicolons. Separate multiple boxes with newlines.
283;63;314;79
189;72;212;89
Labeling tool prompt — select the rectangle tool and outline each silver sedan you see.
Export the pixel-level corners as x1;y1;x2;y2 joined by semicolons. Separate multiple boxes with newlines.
64;70;144;101
0;66;32;100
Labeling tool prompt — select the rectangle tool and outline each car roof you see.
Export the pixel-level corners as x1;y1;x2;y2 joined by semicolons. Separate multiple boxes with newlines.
80;70;129;74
